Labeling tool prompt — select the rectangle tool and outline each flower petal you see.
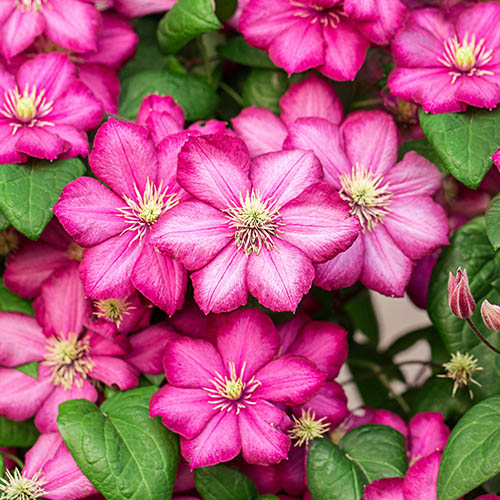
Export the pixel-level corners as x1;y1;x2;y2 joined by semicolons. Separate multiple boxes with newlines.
408;412;449;464
0;9;44;60
114;0;177;17
89;355;138;390
0;122;27;164
363;477;405;500
402;452;441;500
78;64;120;114
23;433;60;478
373;409;408;440
15;127;70;160
455;76;500;110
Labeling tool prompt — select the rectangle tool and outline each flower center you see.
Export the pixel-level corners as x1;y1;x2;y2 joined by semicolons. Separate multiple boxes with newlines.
0;84;54;135
339;164;392;232
223;189;283;256
94;298;134;327
42;333;94;390
203;361;261;414
438;351;483;398
438;33;494;84
0;469;47;500
13;0;45;11
117;179;179;244
289;408;331;447
65;242;84;262
289;0;346;28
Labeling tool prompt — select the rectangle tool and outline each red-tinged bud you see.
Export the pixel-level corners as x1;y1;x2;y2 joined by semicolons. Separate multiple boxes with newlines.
481;299;500;330
448;267;476;319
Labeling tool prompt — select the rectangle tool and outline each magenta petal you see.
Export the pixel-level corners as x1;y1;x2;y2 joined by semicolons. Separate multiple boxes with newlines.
280;72;343;126
0;312;45;366
89;118;158;199
156;131;193;188
88;331;130;356
361;226;413;297
177;134;251;210
278;314;309;353
215;308;279;378
239;402;290;465
150;385;213;439
247;239;314;313
254;355;325;405
192;243;249;314
78;64;121;114
90;355;138;390
280;182;360;263
163;337;224;388
455;76;500;110
408;412;449;464
373;409;408;440
342;110;398;176
231;107;287;158
251;149;323;207
151;200;230;271
132;244;187;315
0;9;44;60
363;477;404;500
114;0;177;17
137;95;185;131
344;0;377;20
51;125;91;160
15;127;70;160
23;432;59;478
79;232;143;299
54;177;129;247
402;452;441;500
0;122;27;164
181;411;241;469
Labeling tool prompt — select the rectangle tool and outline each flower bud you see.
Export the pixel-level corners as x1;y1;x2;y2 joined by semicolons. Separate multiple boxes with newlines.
448;267;476;319
481;299;500;330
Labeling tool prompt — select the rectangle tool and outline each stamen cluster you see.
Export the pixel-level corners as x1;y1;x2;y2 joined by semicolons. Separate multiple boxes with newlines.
13;0;45;12
289;408;331;447
0;469;47;500
94;298;133;327
290;0;347;28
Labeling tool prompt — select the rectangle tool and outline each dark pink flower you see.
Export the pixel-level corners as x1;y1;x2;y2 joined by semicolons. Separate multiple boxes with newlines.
388;2;500;113
54;118;188;315
0;0;102;60
0;263;138;432
493;146;500;168
239;0;407;81
114;0;176;17
285;110;449;297
0;53;103;163
150;308;325;468
152;133;360;313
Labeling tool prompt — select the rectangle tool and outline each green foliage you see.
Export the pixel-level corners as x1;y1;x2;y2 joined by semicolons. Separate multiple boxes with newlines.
398;139;447;174
242;69;290;114
195;464;258;500
486;193;500;250
15;361;39;380
218;37;276;68
0;280;33;315
0;417;39;448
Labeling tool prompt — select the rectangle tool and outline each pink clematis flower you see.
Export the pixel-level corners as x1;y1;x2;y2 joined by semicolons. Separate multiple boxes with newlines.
0;53;103;163
239;0;408;81
493;146;500;168
114;0;176;17
0;433;98;500
284;110;449;297
0;263;138;432
151;133;360;314
388;2;500;113
150;308;326;468
54;117;188;315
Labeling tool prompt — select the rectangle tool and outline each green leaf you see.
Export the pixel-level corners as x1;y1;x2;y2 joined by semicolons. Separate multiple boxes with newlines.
119;70;218;122
257;496;279;500
215;0;237;21
0;211;9;232
398;139;447;174
344;289;379;346
307;439;365;500
339;425;408;483
218;37;276;69
419;108;500;188
15;361;39;380
242;69;289;115
0;159;86;240
157;0;221;54
58;387;179;500
428;217;500;399
0;280;33;315
486;193;500;250
0;417;39;448
0;454;4;476
195;464;258;500
437;396;500;500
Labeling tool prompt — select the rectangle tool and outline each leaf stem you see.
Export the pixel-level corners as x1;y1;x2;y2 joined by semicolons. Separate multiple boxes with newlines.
219;82;244;106
465;318;500;355
1;452;24;469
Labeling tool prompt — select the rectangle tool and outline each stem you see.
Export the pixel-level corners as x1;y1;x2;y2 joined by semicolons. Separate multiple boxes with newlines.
1;452;24;469
466;318;500;355
197;37;213;87
350;97;383;109
219;82;244;106
376;370;411;414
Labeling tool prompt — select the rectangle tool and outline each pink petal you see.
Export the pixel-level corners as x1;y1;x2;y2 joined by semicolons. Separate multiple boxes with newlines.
0;9;44;60
214;308;279;378
54;176;128;247
0;312;45;366
155;131;192;188
287;321;348;378
250;149;323;207
320;21;369;81
181;411;241;469
132;244;187;315
50;125;91;160
188;120;234;136
373;409;408;440
284;117;351;187
90;355;138;390
0;62;15;93
163;337;224;388
79;232;143;299
150;385;213;439
15;127;70;160
114;0;177;17
314;235;364;290
177;134;251;210
279;445;306;496
247;239;314;313
254;355;325;405
402;452;441;500
280;182;361;263
78;63;120;114
239;401;290;465
170;298;209;340
0;122;27;164
408;412;449;464
361;226;413;297
455;76;500;110
342;110;397;176
278;314;309;353
231;107;287;158
151;200;230;271
42;0;101;54
88;331;130;356
191;243;249;314
23;433;60;478
363;477;404;500
89;118;158;199
280;72;343;126
34;263;86;338
0;368;53;421
344;0;377;20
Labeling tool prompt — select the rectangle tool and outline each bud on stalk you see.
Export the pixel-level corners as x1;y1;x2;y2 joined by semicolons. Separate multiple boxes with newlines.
481;300;500;331
448;267;476;319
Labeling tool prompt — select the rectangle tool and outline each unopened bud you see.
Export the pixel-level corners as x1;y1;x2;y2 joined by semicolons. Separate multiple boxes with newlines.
481;300;500;330
448;267;476;319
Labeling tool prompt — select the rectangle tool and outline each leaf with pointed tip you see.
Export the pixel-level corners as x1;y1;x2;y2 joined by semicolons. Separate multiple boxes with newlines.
0;417;39;448
218;37;276;69
0;280;33;315
195;464;258;500
486;193;500;250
